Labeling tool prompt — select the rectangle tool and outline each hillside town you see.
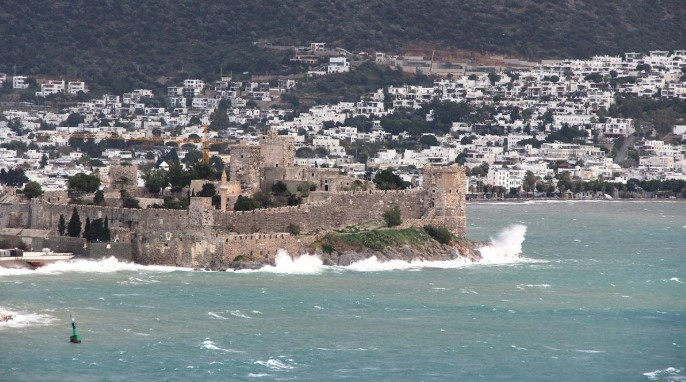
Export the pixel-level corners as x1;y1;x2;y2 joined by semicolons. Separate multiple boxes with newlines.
1;49;685;206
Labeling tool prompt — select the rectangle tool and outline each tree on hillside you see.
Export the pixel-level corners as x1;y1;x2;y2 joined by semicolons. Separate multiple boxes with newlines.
523;171;539;192
209;106;230;131
93;190;105;205
296;147;315;158
373;168;408;190
64;113;85;127
143;169;169;194
67;208;81;238
234;195;259;211
40;154;48;169
68;173;101;193
419;134;439;147
22;181;43;199
0;168;29;187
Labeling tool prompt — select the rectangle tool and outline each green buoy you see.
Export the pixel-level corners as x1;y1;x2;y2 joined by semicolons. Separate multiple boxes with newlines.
70;316;81;344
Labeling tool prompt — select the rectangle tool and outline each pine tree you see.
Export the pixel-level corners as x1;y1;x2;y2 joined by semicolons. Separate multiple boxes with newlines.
83;218;92;241
58;214;66;236
104;216;111;242
67;208;81;238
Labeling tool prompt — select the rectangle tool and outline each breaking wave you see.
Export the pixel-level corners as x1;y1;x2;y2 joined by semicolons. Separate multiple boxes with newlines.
254;358;295;370
643;367;684;381
238;224;535;274
200;339;244;353
236;250;329;275
478;224;529;264
0;256;192;277
0;306;57;330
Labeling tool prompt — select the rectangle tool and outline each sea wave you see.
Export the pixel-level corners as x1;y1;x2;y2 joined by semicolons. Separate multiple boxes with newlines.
643;367;684;381
237;224;538;274
0;306;57;330
254;358;295;370
200;339;244;353
0;256;192;277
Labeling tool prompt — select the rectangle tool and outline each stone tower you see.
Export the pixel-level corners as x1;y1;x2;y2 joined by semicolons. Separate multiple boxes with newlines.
422;164;467;238
229;143;261;194
229;132;296;195
259;131;294;168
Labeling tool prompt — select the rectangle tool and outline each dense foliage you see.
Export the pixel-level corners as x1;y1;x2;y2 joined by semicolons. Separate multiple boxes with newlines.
373;168;408;190
0;168;29;187
2;1;684;92
423;225;454;244
382;206;402;227
68;173;101;194
609;95;686;138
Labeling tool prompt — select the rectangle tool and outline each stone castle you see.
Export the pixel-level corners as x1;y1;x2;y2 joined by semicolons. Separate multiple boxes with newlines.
0;132;467;269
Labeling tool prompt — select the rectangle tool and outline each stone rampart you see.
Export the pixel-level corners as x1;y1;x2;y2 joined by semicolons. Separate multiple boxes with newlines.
215;189;427;233
28;200;193;233
0;203;31;228
133;229;307;268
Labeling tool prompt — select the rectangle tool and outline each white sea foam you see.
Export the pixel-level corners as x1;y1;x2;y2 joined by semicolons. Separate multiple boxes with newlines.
200;339;243;353
0;256;191;277
254;359;294;370
248;373;272;378
229;310;251;319
516;284;551;290
208;312;228;320
0;306;58;330
345;255;474;272
478;224;530;264
236;250;328;275
670;277;684;284
643;367;684;381
238;225;535;274
574;349;606;354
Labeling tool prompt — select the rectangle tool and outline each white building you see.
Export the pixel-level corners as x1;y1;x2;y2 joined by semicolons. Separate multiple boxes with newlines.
13;76;29;89
327;57;350;74
68;81;88;94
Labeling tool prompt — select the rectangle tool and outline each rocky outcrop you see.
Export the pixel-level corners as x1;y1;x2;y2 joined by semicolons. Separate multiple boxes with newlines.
316;239;481;266
224;236;483;270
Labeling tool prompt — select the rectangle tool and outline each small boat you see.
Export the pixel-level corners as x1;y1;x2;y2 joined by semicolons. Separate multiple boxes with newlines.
0;248;74;269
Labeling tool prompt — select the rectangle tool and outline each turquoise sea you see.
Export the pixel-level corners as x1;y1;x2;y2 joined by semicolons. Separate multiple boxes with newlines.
1;201;685;381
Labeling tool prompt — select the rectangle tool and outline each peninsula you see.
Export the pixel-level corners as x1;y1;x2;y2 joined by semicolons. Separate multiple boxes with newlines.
0;132;476;270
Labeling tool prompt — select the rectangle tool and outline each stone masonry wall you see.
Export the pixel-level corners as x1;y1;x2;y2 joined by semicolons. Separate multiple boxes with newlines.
0;203;31;228
215;189;427;234
133;229;307;268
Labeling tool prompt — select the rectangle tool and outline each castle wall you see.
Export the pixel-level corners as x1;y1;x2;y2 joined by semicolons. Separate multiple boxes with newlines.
0;203;31;228
215;189;427;234
8;163;468;267
133;229;307;268
28;200;193;234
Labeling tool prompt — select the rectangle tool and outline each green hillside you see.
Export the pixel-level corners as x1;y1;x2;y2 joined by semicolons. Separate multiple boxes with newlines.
1;0;684;92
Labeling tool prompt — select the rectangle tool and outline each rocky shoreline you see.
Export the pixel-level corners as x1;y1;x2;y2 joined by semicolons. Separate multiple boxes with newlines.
228;238;483;271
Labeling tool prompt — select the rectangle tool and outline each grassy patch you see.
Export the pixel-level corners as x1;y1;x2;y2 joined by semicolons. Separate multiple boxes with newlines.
316;227;433;252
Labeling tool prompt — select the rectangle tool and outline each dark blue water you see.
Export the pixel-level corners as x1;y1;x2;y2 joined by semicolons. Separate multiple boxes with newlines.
1;201;684;381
